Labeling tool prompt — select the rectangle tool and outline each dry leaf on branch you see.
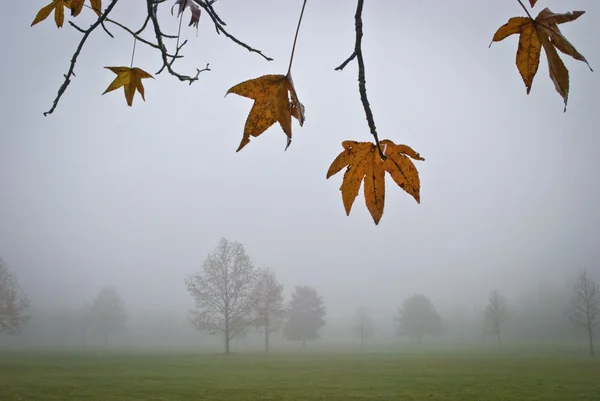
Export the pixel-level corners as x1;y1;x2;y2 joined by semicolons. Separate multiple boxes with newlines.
31;0;73;28
171;0;201;29
102;67;154;106
491;7;592;111
326;140;424;225
70;0;102;17
529;0;538;8
226;73;305;152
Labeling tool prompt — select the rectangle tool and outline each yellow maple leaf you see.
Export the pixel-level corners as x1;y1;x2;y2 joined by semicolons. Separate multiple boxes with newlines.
326;140;424;225
102;67;154;107
491;8;592;111
70;0;102;17
31;0;73;28
226;73;305;152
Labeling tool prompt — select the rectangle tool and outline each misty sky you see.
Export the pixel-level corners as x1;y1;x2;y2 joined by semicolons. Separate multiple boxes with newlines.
1;0;599;319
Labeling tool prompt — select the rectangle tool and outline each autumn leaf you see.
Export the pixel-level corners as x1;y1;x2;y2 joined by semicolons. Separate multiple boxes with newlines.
491;8;592;111
529;0;537;7
31;0;72;28
171;0;201;29
326;140;424;225
70;0;102;17
102;67;154;107
226;73;305;152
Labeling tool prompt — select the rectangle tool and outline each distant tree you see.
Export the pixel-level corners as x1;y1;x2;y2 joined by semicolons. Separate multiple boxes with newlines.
283;285;326;349
185;238;258;354
485;289;508;350
78;301;92;348
567;270;599;357
0;257;31;335
91;286;127;346
252;267;286;352
395;294;441;344
352;307;374;348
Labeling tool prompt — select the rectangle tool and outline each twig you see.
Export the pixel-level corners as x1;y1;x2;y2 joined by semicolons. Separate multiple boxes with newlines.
44;0;120;116
102;18;182;58
287;0;308;76
147;0;210;84
334;0;386;160
192;0;273;61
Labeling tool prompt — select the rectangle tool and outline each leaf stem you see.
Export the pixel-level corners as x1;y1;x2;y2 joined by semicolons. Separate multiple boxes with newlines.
175;8;184;59
130;37;137;68
517;0;534;20
287;0;308;76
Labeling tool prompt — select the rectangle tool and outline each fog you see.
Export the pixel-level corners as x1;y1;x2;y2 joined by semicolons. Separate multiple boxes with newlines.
1;0;599;351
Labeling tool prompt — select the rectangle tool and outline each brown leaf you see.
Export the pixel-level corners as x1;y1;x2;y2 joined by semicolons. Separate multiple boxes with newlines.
516;23;541;94
491;7;591;110
226;73;305;152
31;0;72;28
539;27;570;112
102;67;154;106
326;140;424;225
70;0;84;16
68;0;101;17
491;17;530;43
529;0;537;7
90;0;102;16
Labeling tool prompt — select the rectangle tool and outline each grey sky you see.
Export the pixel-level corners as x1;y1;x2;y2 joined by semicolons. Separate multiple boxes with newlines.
1;0;598;319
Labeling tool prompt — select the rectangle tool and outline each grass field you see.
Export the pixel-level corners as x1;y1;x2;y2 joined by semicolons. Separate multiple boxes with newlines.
1;347;599;400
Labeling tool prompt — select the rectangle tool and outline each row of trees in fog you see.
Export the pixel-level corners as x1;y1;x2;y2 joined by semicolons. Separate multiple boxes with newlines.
185;238;326;353
1;241;600;356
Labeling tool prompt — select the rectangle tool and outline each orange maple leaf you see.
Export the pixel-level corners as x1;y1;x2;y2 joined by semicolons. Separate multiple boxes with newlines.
102;67;154;107
491;8;592;111
226;73;305;152
326;140;424;225
70;0;102;17
31;0;73;28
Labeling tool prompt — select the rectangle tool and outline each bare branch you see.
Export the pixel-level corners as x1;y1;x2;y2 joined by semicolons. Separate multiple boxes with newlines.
147;0;211;84
334;0;386;160
44;0;121;116
192;0;273;61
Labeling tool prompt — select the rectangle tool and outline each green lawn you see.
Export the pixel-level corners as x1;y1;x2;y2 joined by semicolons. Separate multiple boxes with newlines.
0;348;598;400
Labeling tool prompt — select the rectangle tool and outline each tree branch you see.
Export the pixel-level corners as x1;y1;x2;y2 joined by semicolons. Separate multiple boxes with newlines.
43;0;121;116
334;0;386;160
192;0;273;61
147;0;211;84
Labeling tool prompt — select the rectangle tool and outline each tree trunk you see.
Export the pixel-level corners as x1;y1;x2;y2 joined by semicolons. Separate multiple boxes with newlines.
360;327;365;349
224;331;230;354
588;328;595;357
265;330;270;353
497;331;501;350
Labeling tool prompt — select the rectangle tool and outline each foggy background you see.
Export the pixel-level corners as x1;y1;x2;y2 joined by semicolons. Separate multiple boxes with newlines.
0;0;598;348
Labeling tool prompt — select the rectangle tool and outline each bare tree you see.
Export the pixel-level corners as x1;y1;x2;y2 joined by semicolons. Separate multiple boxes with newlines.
91;286;127;346
0;257;31;335
485;289;508;350
567;270;599;357
185;238;258;354
252;267;286;353
352;307;374;348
